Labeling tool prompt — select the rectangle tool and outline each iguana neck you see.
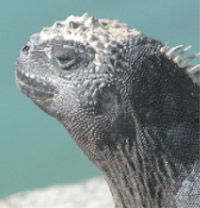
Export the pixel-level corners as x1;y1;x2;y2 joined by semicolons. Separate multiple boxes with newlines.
95;124;193;208
63;104;198;208
98;151;180;208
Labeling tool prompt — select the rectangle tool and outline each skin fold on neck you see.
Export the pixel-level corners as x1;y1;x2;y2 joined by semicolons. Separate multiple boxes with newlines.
94;115;199;208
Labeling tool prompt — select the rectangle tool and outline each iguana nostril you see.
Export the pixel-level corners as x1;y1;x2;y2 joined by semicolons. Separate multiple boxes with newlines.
22;45;30;54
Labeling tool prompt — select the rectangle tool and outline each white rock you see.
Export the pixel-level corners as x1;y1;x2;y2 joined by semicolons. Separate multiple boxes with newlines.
0;177;114;208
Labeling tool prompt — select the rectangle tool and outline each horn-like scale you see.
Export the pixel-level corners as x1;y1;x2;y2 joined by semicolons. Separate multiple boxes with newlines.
160;45;200;74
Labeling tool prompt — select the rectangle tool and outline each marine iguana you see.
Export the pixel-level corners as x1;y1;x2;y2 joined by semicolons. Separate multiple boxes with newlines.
16;14;200;208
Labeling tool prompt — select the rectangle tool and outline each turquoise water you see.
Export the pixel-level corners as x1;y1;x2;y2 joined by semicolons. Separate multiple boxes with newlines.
0;0;199;199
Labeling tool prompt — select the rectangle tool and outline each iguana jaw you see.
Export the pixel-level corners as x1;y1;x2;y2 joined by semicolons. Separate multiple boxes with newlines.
16;68;58;102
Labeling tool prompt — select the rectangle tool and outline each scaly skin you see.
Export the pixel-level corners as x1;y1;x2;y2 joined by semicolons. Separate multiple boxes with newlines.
16;14;200;208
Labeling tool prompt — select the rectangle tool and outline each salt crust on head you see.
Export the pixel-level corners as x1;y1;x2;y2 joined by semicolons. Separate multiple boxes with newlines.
30;13;141;66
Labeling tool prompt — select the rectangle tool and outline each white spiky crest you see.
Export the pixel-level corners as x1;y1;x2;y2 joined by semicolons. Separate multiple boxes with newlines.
30;13;141;66
160;45;200;75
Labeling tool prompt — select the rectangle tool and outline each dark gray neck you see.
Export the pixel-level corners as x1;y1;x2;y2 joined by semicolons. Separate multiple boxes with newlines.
98;150;183;208
65;93;199;208
95;121;197;208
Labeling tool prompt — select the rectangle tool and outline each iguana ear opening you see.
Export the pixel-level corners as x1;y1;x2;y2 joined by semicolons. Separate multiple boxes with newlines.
96;86;119;116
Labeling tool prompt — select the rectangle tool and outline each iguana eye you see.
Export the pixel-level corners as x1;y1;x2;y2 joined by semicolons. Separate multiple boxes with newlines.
54;46;79;70
52;42;95;71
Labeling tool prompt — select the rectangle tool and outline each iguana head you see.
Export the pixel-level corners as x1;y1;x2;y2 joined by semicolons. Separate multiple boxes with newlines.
16;13;143;159
16;14;200;207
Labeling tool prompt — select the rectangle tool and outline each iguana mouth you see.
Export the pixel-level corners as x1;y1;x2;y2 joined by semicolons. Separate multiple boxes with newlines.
16;69;58;101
